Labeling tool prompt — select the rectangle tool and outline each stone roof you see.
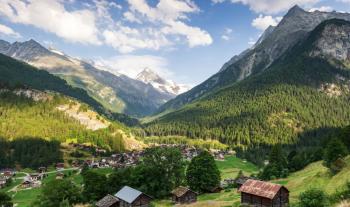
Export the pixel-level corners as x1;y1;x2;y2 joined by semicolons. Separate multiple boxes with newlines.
96;194;119;207
238;179;288;199
171;186;197;197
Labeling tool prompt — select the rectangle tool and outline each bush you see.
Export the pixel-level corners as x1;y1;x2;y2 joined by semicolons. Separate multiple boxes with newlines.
299;189;330;207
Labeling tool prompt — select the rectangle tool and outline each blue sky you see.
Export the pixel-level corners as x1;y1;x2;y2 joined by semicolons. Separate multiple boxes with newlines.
0;0;349;86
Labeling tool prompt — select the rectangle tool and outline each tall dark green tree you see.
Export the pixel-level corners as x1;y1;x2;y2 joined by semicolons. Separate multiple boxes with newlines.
260;145;288;180
186;151;221;193
0;192;13;207
323;138;348;174
82;170;108;202
33;179;82;207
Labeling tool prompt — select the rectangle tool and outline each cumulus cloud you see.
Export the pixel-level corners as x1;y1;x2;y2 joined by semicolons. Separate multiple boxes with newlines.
252;15;282;30
103;24;171;53
213;0;319;14
0;0;211;53
0;24;21;38
309;6;333;12
0;0;101;45
93;55;173;79
125;0;213;47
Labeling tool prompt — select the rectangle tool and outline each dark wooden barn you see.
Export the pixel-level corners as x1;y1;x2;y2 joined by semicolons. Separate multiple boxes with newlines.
115;186;152;207
171;186;197;204
238;179;289;207
95;194;119;207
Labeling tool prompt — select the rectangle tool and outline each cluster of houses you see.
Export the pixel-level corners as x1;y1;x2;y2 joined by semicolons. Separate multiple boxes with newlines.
20;166;65;189
95;177;289;207
0;169;15;188
76;145;233;171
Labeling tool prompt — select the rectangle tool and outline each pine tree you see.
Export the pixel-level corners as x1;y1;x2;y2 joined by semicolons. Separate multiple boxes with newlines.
186;151;221;193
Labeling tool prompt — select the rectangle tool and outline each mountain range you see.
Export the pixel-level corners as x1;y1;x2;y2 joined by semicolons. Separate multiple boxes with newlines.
0;40;188;117
145;7;350;150
158;5;350;113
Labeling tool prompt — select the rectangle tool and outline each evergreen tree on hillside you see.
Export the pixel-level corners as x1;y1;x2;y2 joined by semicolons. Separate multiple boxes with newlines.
323;138;348;174
0;192;13;207
33;179;82;207
186;151;220;193
82;171;108;202
259;145;288;180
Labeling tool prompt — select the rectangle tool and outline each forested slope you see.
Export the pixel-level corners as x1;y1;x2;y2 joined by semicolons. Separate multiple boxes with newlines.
0;54;139;126
145;19;350;149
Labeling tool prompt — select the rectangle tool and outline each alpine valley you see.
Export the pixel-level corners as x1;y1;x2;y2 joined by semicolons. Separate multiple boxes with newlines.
2;2;350;207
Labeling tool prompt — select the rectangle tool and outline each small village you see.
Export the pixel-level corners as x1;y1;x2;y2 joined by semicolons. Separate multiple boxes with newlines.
0;143;292;207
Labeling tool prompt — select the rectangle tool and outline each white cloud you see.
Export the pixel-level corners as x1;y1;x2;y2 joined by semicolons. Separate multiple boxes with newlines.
309;6;333;12
125;0;213;47
252;15;282;30
103;26;171;53
123;11;142;23
0;0;101;45
93;55;173;79
221;28;233;40
0;0;212;53
0;24;21;38
213;0;319;14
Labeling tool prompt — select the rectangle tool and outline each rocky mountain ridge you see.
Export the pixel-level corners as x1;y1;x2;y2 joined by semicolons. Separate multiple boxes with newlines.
0;39;173;117
157;5;350;114
136;68;190;96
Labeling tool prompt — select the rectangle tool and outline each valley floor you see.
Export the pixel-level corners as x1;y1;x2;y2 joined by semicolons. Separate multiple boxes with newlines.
3;155;350;207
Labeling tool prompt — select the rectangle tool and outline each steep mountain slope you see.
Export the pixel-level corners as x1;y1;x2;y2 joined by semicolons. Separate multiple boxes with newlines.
0;53;138;126
0;89;126;151
145;19;350;148
136;68;190;96
158;6;350;113
0;40;172;117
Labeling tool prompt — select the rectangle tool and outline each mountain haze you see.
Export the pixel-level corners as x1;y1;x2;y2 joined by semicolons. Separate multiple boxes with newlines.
0;39;173;117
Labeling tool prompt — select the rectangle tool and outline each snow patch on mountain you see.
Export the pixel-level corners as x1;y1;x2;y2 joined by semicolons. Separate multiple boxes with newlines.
136;68;190;96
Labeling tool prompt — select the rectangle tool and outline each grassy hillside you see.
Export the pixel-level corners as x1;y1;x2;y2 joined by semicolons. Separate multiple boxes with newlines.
280;156;350;202
153;155;350;207
145;20;350;151
0;90;125;151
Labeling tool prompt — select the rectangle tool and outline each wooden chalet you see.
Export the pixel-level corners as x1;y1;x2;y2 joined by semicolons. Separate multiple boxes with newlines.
115;186;152;207
56;172;65;180
0;177;7;188
37;167;47;173
171;186;197;204
56;163;65;170
238;179;289;207
96;194;119;207
30;173;44;181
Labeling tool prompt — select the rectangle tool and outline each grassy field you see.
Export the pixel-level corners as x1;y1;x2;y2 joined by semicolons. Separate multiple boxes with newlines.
3;167;114;207
216;155;259;180
153;155;259;207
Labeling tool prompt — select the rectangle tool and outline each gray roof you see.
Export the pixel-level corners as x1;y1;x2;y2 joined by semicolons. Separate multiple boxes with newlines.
115;186;142;204
95;194;119;207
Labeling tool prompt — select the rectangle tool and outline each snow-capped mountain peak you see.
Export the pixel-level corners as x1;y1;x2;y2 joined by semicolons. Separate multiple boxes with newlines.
136;68;190;96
